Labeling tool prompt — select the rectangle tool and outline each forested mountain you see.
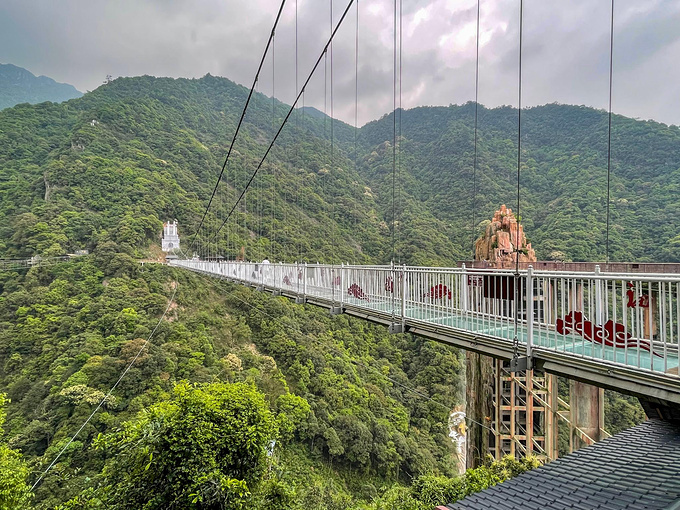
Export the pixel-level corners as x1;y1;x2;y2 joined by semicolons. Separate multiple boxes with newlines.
0;74;678;265
0;64;82;111
360;103;680;262
0;74;455;266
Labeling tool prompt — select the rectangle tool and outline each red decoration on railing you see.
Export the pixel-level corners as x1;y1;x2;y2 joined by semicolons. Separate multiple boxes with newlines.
424;284;452;300
298;269;303;280
348;284;369;301
556;310;660;357
283;275;293;286
333;275;341;286
385;276;394;293
626;282;650;308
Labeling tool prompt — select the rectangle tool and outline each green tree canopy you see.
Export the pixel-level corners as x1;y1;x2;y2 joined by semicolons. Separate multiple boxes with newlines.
0;393;32;509
94;381;277;509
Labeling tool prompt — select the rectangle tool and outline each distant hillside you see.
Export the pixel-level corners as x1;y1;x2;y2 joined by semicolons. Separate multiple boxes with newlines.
359;103;680;262
0;74;455;265
0;73;677;264
0;63;82;110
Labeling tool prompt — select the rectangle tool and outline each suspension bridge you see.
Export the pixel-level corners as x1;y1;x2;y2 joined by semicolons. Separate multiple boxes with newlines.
171;259;680;404
171;0;680;406
157;1;680;491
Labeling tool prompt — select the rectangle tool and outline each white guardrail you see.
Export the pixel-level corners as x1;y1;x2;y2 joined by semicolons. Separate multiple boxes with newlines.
0;256;74;270
171;260;680;378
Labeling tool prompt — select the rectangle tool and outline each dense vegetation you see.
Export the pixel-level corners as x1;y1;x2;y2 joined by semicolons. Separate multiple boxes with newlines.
0;74;434;265
0;64;82;112
360;103;680;262
0;252;466;508
0;73;667;507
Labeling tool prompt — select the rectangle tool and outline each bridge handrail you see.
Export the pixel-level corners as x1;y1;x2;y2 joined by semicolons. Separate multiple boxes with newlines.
171;259;680;387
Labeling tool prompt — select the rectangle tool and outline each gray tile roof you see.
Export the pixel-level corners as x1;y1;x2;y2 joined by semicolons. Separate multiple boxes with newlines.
444;420;680;510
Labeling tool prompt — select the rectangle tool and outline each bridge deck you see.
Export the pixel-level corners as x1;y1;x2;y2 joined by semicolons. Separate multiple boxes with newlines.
172;260;680;403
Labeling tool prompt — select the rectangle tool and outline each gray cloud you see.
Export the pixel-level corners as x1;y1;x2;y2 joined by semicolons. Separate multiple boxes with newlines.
1;0;679;126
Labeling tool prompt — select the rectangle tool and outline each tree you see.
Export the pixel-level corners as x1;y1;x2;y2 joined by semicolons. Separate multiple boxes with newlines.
409;455;540;507
94;381;277;509
0;394;33;509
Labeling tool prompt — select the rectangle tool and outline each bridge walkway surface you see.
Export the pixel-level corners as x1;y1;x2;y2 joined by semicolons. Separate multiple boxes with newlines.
171;260;680;404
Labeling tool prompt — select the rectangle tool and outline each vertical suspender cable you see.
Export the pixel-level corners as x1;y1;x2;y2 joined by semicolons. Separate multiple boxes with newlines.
393;0;397;264
515;0;523;276
398;0;402;263
216;162;220;260
324;49;328;262
330;0;335;267
272;34;276;261
256;79;262;257
329;0;335;302
228;157;232;260
472;0;480;257
513;0;523;354
301;92;305;262
390;0;397;321
243;158;246;259
295;0;300;263
606;0;614;265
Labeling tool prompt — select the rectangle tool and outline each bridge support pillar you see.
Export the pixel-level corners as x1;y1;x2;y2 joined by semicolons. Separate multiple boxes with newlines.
329;306;343;315
568;380;605;451
295;296;306;304
466;351;495;469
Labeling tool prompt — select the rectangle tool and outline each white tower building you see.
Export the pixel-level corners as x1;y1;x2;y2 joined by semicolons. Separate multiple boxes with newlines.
162;220;180;252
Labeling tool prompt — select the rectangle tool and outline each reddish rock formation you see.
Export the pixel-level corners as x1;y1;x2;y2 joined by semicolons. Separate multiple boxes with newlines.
474;204;536;269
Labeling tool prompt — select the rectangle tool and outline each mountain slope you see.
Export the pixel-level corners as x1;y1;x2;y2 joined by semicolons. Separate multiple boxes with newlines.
0;256;462;507
0;63;82;110
0;74;457;265
359;103;680;262
0;74;678;264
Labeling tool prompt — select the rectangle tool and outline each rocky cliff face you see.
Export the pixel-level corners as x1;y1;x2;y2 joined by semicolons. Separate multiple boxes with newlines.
474;204;536;268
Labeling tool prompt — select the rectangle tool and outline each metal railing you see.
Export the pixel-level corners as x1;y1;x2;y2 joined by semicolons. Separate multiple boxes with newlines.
171;260;680;378
0;256;74;271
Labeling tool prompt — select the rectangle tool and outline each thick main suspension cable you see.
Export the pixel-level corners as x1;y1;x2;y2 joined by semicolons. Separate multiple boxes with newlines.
189;0;287;252
211;0;357;242
472;0;480;256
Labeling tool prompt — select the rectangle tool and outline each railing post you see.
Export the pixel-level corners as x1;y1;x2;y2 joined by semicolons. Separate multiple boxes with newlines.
296;263;307;304
330;263;343;315
527;265;534;359
461;263;469;312
391;260;395;315
595;265;603;325
340;263;345;308
272;262;282;296
389;261;405;334
401;264;407;329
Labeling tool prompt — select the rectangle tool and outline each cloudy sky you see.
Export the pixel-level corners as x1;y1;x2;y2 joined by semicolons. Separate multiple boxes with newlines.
2;0;680;126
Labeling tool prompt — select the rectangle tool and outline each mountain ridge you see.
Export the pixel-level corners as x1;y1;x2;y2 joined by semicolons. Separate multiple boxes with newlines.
0;63;83;110
0;73;677;264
